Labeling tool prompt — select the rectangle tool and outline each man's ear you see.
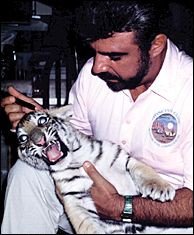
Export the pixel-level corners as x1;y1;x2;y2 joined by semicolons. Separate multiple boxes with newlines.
149;34;167;58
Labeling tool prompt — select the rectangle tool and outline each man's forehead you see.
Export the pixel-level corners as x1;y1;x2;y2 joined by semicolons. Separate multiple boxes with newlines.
90;32;137;52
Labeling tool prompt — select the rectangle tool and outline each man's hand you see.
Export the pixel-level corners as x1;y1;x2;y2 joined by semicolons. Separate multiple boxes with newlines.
1;86;42;130
83;161;124;220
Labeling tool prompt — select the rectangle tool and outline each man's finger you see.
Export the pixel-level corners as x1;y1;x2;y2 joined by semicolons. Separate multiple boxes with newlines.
1;96;15;107
7;86;42;110
83;161;107;185
8;86;29;101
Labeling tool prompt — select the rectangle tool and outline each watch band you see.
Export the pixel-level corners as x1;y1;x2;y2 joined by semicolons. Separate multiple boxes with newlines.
121;195;133;223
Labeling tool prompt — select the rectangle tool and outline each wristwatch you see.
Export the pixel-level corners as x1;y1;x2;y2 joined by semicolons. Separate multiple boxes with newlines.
121;195;133;223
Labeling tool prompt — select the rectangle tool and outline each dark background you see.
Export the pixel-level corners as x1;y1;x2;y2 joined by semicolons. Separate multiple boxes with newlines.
0;0;193;57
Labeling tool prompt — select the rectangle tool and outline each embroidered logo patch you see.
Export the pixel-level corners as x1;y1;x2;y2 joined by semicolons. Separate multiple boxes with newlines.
150;111;179;145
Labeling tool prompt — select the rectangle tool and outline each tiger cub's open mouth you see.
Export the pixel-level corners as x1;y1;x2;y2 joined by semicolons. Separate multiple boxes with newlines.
42;139;69;165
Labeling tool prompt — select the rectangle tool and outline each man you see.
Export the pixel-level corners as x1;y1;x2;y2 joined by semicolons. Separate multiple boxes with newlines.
1;1;193;234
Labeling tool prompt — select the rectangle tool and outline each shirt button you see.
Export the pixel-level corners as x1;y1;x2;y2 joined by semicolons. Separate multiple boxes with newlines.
121;140;126;145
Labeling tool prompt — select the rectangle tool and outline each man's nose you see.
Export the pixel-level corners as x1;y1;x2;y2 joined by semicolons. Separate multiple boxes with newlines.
92;55;110;75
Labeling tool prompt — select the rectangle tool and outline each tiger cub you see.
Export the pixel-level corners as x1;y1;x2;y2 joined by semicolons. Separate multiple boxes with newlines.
16;105;175;234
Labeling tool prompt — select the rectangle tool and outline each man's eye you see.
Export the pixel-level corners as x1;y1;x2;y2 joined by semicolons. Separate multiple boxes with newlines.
110;56;121;61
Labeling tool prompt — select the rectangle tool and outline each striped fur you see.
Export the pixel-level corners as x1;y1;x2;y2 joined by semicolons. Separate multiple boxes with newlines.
16;105;175;234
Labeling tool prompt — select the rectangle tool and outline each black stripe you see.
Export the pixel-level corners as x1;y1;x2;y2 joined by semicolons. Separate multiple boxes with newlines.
72;145;82;152
61;191;88;197
66;166;81;170
50;166;81;173
91;139;95;152
66;175;85;182
126;155;132;173
110;147;122;167
55;175;86;183
93;140;103;164
87;209;99;217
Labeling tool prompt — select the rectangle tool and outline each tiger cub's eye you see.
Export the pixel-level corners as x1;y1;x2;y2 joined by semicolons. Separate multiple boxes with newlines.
19;134;28;143
38;116;49;126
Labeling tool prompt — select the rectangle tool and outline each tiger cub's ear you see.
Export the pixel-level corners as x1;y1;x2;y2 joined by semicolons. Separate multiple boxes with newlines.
48;104;73;120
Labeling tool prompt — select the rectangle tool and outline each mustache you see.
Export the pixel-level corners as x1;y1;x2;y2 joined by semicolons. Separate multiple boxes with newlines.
93;72;122;82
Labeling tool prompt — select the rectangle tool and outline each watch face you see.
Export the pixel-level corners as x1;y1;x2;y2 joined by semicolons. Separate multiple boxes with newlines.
121;195;133;222
123;195;133;214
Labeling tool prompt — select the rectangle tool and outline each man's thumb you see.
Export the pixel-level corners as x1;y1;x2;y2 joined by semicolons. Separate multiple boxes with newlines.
83;161;105;184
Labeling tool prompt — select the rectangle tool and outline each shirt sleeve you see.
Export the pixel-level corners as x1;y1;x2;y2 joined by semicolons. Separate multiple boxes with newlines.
181;79;193;191
182;97;193;190
182;130;193;191
68;59;93;136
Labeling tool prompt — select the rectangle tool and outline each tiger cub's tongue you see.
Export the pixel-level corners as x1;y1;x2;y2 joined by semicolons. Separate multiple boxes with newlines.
46;143;63;162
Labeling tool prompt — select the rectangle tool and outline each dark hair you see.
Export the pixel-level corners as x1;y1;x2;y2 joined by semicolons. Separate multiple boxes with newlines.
75;0;169;51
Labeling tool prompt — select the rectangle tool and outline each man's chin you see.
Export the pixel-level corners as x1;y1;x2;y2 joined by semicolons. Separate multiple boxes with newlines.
106;82;125;92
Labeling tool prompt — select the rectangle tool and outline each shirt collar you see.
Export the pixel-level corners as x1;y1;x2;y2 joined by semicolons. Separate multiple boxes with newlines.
149;39;179;102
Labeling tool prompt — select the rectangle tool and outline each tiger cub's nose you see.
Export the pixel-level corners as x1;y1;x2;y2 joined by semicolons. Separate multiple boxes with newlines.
30;128;46;146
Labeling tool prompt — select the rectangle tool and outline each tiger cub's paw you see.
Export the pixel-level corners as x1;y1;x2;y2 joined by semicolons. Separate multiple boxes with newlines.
139;179;176;202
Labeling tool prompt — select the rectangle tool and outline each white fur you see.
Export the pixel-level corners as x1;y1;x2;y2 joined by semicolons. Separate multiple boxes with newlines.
17;105;176;234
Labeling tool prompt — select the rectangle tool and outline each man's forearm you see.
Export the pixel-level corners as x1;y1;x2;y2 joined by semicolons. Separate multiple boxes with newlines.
131;187;193;227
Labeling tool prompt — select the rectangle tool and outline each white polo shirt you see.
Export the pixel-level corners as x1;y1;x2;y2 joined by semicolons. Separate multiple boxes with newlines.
69;39;193;191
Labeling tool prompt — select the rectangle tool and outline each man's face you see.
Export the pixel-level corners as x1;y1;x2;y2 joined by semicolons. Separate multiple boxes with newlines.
90;32;151;91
